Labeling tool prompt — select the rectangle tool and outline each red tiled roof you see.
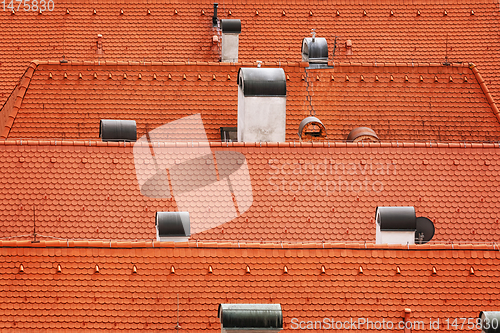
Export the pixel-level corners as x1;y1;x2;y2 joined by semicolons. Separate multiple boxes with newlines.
3;61;500;142
0;141;498;242
1;0;499;107
0;241;498;331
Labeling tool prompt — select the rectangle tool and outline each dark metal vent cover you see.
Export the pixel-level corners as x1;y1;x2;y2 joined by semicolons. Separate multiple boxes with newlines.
415;217;435;244
237;68;286;97
376;206;416;230
99;119;137;142
221;19;241;33
155;212;190;237
218;304;283;330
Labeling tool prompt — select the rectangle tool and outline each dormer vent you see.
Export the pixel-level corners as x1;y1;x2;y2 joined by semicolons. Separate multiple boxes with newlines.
99;119;137;142
302;36;328;68
220;19;241;63
218;304;283;333
155;212;190;242
298;116;326;140
237;68;286;143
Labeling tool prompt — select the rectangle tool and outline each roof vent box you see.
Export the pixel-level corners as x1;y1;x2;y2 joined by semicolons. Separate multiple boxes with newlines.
221;19;241;63
375;206;416;245
218;304;283;333
100;119;137;142
237;68;286;143
156;212;190;242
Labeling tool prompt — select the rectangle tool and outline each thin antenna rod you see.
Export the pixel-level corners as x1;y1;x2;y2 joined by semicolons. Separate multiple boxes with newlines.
32;205;39;243
444;34;450;66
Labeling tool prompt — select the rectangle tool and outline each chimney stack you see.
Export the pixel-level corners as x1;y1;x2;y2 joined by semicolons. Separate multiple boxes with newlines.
237;68;287;143
221;19;241;63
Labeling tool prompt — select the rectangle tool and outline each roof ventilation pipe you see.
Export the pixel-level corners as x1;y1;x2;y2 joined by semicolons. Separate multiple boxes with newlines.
221;19;241;63
212;3;218;27
218;304;283;333
155;212;190;242
302;33;330;69
237;68;287;143
478;312;500;333
99;119;137;142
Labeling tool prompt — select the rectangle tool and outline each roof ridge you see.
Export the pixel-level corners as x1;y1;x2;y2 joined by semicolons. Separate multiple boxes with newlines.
0;61;38;139
1;139;499;149
38;60;469;69
0;239;497;250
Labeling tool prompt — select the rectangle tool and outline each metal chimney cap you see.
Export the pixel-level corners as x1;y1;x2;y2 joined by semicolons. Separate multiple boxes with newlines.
237;68;286;97
302;37;328;62
221;19;241;34
376;206;416;230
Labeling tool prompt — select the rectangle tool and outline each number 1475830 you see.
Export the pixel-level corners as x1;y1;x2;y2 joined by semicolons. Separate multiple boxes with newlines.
2;0;54;12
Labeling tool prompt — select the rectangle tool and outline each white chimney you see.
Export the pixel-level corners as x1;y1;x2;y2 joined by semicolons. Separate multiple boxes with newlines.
221;19;241;63
237;68;286;143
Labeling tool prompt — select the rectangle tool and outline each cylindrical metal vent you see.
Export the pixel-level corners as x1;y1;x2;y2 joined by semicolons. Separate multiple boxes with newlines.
155;212;190;237
237;68;286;96
218;304;283;330
301;37;328;63
221;19;241;34
376;206;416;230
99;119;137;142
479;312;500;333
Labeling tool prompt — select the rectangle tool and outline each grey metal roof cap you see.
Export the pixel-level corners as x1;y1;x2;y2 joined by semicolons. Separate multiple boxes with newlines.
479;312;500;333
218;304;283;330
376;206;416;230
156;212;190;237
237;68;286;97
302;37;328;60
298;116;326;138
99;119;137;142
221;19;241;33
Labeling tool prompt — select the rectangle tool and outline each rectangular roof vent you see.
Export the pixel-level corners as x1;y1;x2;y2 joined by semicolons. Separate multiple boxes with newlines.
220;127;237;142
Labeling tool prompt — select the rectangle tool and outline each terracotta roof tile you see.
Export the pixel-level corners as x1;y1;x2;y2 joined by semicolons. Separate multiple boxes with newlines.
3;62;500;142
0;241;498;331
0;0;499;109
0;141;499;242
